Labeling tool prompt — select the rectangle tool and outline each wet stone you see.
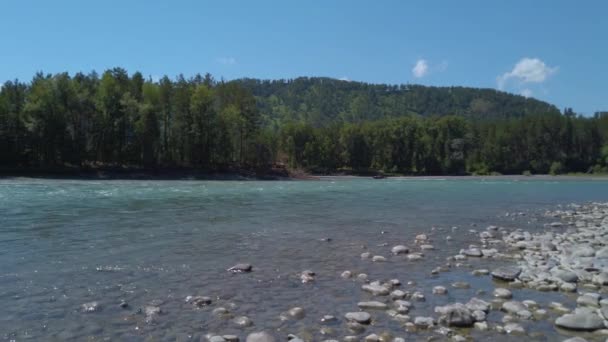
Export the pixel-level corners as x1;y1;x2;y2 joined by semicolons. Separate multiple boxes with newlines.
246;332;276;342
577;293;601;308
493;288;512;299
81;301;101;313
288;307;305;319
234;316;254;328
432;286;447;295
228;263;252;273
321;315;336;323
372;255;386;262
555;312;605;331
504;323;525;334
358;301;387;310
462;248;482;257
414;316;434;328
345;311;372;324
391;245;409;255
451;281;470;289
491;266;521;281
362;283;390;296
186;295;212;307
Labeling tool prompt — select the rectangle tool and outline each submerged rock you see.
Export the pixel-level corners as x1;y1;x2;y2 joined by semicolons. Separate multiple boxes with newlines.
358;301;387;310
228;263;252;273
234;316;254;328
300;270;315;283
186;295;212;307
462;248;482;257
362;283;390;296
432;286;447;295
81;301;101;313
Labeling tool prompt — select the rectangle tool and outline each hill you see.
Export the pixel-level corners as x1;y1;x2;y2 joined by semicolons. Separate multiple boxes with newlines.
235;77;561;127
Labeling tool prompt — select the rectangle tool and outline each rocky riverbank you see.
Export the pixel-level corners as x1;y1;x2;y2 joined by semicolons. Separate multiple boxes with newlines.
207;203;608;342
69;202;608;341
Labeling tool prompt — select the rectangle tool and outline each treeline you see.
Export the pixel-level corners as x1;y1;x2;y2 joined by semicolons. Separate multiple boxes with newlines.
282;113;608;175
1;69;607;175
0;69;274;170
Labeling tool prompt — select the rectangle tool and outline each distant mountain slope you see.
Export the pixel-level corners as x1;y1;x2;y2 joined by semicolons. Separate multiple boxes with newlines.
234;77;561;126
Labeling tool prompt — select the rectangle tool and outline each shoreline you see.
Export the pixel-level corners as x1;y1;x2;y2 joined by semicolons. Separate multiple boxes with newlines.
2;168;608;181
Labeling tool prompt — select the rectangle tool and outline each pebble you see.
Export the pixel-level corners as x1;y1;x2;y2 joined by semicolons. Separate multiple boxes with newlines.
407;253;423;261
491;266;521;281
345;311;372;324
413;316;434;328
186;295;212;307
502;301;527;314
372;255;387;262
234;316;254;328
288;307;305;319
504;323;525;334
246;332;276;342
358;301;388;310
451;281;470;289
391;245;409;255
81;301;101;313
321;315;336;323
493;288;512;299
362;282;390;296
577;293;601;308
462;248;482;257
300;270;315;283
472;269;490;276
411;291;425;301
432;286;447;295
390;290;406;299
474;321;489;331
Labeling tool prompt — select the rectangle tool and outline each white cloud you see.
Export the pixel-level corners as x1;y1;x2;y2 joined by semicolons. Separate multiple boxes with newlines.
497;57;557;90
338;76;350;81
217;57;237;65
412;59;429;78
521;88;533;98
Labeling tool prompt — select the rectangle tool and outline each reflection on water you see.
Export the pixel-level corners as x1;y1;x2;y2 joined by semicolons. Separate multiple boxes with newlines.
1;178;608;340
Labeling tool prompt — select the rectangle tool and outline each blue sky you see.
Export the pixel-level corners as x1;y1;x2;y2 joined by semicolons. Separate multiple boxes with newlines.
1;0;606;114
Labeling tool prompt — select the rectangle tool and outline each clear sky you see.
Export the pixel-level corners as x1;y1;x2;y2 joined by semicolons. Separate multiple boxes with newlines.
1;0;606;114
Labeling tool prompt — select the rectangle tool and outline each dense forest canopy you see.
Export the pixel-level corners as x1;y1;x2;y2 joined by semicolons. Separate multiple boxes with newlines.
236;77;562;127
1;69;608;176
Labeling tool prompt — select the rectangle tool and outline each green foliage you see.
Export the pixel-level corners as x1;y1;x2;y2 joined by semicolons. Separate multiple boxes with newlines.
549;161;564;175
237;77;561;126
1;70;607;177
523;170;532;176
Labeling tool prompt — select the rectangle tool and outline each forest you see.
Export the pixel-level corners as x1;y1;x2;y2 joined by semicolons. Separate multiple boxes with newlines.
1;68;608;176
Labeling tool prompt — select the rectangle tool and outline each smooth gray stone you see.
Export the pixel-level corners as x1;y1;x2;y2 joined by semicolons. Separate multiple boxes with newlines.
344;311;371;324
491;266;521;281
555;312;605;331
246;332;276;342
